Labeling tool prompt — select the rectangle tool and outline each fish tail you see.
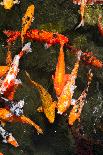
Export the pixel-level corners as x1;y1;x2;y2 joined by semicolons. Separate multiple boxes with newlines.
20;115;43;134
75;19;84;30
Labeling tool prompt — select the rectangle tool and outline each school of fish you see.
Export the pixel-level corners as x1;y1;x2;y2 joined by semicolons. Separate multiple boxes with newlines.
0;1;103;155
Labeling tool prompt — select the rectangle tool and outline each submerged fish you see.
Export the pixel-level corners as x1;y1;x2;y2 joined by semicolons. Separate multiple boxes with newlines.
4;29;69;47
25;71;57;123
68;69;93;125
57;50;82;114
98;14;103;37
0;42;32;95
52;45;69;97
21;4;35;45
75;0;86;29
0;108;43;134
0;0;20;10
0;124;19;147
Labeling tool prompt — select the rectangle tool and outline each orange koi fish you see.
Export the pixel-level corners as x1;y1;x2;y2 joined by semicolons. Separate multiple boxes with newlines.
57;50;82;114
0;42;32;95
0;124;19;147
4;29;69;47
0;0;20;10
25;72;57;123
98;14;103;36
52;45;69;97
21;4;35;45
0;108;43;134
0;153;4;155
68;69;93;125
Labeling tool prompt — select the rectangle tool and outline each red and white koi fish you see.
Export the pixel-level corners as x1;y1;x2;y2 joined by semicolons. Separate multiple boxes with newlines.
4;29;69;48
0;42;32;95
57;50;82;114
52;45;69;97
0;124;19;147
68;69;93;125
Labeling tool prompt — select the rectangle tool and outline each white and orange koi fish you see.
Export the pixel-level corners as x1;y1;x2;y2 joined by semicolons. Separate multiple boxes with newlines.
0;125;19;147
57;50;82;114
0;42;32;95
68;69;93;125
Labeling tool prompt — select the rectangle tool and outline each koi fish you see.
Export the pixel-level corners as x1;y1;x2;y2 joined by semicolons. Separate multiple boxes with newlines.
0;153;4;155
0;124;19;147
21;4;35;45
57;50;82;114
52;45;69;97
81;51;103;68
25;71;57;123
4;29;69;47
68;69;93;125
75;0;86;29
0;42;32;95
0;108;43;134
0;0;20;10
98;14;103;36
66;45;103;68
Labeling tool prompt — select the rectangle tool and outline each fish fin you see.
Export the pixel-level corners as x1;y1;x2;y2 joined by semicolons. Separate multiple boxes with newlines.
75;19;84;30
44;43;52;49
37;106;43;112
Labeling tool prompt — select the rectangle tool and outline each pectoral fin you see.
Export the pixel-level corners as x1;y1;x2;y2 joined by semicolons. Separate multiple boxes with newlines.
37;106;43;113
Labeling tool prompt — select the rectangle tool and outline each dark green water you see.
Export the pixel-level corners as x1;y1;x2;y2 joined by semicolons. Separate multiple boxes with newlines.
0;0;103;154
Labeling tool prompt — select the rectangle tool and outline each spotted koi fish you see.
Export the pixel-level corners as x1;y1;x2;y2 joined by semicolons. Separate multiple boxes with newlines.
68;69;93;125
0;42;32;95
0;124;19;147
52;45;69;97
21;4;35;45
0;108;43;134
57;50;82;114
25;71;57;123
0;0;20;10
4;29;69;48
